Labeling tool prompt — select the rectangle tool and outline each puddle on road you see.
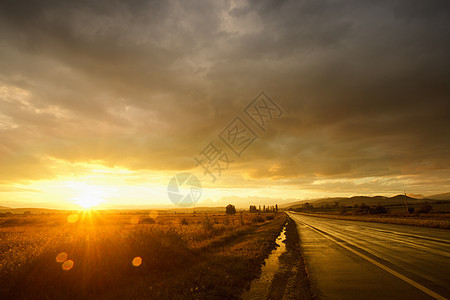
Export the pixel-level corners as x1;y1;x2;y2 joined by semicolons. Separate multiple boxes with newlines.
242;224;287;300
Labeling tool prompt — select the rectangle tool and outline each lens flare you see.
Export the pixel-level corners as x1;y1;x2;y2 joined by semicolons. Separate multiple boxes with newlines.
56;252;68;263
130;216;140;224
132;257;142;267
62;260;74;271
67;214;79;223
149;210;159;219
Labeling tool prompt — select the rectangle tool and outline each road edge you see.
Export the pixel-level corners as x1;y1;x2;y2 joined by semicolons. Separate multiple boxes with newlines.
266;216;317;299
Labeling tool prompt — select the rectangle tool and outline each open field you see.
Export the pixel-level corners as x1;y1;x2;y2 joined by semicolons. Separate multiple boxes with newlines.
0;211;286;299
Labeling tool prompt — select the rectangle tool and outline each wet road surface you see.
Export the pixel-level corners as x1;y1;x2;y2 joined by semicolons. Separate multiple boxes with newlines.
287;213;450;300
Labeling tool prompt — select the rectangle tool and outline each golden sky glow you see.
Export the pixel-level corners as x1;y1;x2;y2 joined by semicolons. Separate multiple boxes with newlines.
0;1;449;209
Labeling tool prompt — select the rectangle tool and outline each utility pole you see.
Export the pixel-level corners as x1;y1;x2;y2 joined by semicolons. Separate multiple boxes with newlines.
404;192;409;215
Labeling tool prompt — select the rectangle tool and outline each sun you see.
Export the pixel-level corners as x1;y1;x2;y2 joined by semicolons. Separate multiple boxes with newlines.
72;184;106;209
74;193;101;208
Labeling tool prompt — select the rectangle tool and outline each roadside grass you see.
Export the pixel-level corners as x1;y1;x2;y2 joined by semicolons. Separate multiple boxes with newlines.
292;212;450;229
117;215;286;299
266;217;315;300
0;211;285;299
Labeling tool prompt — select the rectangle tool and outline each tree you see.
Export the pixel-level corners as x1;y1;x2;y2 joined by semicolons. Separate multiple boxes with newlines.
226;204;236;215
303;203;313;210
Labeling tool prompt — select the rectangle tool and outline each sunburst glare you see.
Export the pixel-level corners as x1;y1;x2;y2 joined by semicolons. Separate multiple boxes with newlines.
70;182;107;209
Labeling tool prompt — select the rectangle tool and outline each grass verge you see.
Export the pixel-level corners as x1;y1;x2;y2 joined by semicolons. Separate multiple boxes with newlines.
266;216;315;299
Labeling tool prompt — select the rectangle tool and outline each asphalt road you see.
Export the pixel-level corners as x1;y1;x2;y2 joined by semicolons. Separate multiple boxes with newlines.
287;213;450;300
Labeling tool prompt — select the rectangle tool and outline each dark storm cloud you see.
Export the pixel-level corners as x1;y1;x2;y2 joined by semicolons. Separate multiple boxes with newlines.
0;0;449;193
224;0;450;183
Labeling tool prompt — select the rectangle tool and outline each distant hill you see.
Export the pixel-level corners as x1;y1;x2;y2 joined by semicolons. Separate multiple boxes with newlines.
163;206;226;213
282;194;429;209
0;207;65;214
427;192;450;201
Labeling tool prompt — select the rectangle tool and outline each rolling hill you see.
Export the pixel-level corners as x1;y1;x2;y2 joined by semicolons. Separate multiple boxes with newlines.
427;192;450;201
281;194;433;209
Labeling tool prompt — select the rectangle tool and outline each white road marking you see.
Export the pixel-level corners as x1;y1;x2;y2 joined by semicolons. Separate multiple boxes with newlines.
365;227;450;244
309;222;450;258
293;217;448;300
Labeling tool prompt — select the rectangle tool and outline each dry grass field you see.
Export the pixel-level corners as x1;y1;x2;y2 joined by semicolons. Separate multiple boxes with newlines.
0;211;286;299
294;212;450;229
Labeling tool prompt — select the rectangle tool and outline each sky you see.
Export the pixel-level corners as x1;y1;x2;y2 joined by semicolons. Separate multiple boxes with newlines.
0;0;449;209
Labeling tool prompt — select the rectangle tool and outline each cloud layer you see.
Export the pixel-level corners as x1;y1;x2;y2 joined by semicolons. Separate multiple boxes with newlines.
0;0;449;200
